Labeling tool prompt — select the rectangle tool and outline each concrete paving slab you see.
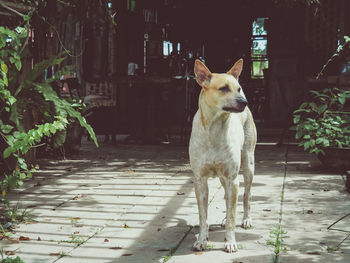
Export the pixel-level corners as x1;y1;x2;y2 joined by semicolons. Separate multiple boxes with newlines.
1;137;349;263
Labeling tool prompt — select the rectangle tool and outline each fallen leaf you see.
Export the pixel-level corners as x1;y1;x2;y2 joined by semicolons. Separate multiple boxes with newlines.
263;209;271;212
49;252;61;256
54;190;61;192
19;236;30;241
73;231;80;234
323;189;330;192
157;228;161;231
71;217;80;220
7;238;20;244
124;224;130;229
124;170;135;174
37;237;41;241
122;253;133;256
72;196;79;200
306;251;321;255
177;192;185;195
104;238;109;242
157;249;170;252
25;221;37;225
109;246;122;250
195;252;203;255
307;210;314;214
75;224;84;228
5;251;15;256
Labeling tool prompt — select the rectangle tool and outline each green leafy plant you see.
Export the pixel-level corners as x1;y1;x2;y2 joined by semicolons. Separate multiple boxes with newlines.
0;225;13;240
293;88;350;155
1;201;33;225
1;19;98;197
0;255;25;263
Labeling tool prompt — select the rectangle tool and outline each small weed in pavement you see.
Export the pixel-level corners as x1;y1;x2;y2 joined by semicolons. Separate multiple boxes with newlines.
0;225;12;240
267;226;288;256
59;234;87;247
1;200;34;225
0;249;25;263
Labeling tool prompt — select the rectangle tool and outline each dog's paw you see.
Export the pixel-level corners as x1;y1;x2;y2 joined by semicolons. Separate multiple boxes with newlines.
224;241;238;253
192;239;207;251
242;217;252;229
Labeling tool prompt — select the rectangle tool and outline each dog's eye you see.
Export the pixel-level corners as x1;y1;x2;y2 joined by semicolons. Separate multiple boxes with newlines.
238;87;241;92
219;85;230;93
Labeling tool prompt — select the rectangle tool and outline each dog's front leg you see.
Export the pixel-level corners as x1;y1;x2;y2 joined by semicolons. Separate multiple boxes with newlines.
193;176;209;251
242;149;254;229
222;175;239;253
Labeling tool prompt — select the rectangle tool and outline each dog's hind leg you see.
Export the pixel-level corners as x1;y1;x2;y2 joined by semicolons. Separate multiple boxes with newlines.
241;149;254;229
222;175;239;253
193;176;209;251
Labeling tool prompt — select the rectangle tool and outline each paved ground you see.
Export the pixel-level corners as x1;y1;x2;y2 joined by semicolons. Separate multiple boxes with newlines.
1;131;350;263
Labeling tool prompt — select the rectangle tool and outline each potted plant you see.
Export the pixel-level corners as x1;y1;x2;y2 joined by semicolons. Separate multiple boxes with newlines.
293;87;350;170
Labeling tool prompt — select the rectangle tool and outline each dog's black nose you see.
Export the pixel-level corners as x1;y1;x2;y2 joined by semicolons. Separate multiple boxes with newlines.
237;97;248;107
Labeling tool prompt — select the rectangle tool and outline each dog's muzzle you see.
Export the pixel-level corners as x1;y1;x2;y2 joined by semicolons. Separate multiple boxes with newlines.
222;98;248;113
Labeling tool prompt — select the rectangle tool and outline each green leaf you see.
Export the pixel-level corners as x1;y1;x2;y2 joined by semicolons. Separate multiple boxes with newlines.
1;63;8;73
0;121;13;134
53;129;66;148
338;96;346;105
3;147;13;159
293;115;301;124
49;125;56;134
316;138;324;144
304;141;311;150
15;54;66;96
33;83;98;147
19;172;26;179
32;130;41;142
317;104;327;114
296;130;304;140
8;96;16;105
15;60;22;71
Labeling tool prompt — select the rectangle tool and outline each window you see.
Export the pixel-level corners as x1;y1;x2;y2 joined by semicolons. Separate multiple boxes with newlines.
127;0;136;12
251;18;268;79
163;41;173;56
163;41;180;57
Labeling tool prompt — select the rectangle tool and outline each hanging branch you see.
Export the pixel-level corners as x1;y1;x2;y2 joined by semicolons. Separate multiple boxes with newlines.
316;36;350;79
0;0;25;17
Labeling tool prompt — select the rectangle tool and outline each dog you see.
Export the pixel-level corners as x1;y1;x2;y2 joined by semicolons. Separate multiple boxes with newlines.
189;58;257;253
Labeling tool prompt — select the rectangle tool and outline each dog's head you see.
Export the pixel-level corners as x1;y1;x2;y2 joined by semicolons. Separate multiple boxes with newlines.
194;59;248;113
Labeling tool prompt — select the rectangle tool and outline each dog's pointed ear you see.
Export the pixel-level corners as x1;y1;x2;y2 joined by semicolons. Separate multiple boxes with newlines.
227;58;243;79
194;59;212;88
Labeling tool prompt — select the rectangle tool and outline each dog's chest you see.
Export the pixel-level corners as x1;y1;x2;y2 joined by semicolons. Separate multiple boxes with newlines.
189;112;244;175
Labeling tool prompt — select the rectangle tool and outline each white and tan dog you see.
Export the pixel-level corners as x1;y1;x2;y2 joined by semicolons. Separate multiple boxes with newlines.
189;59;257;253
